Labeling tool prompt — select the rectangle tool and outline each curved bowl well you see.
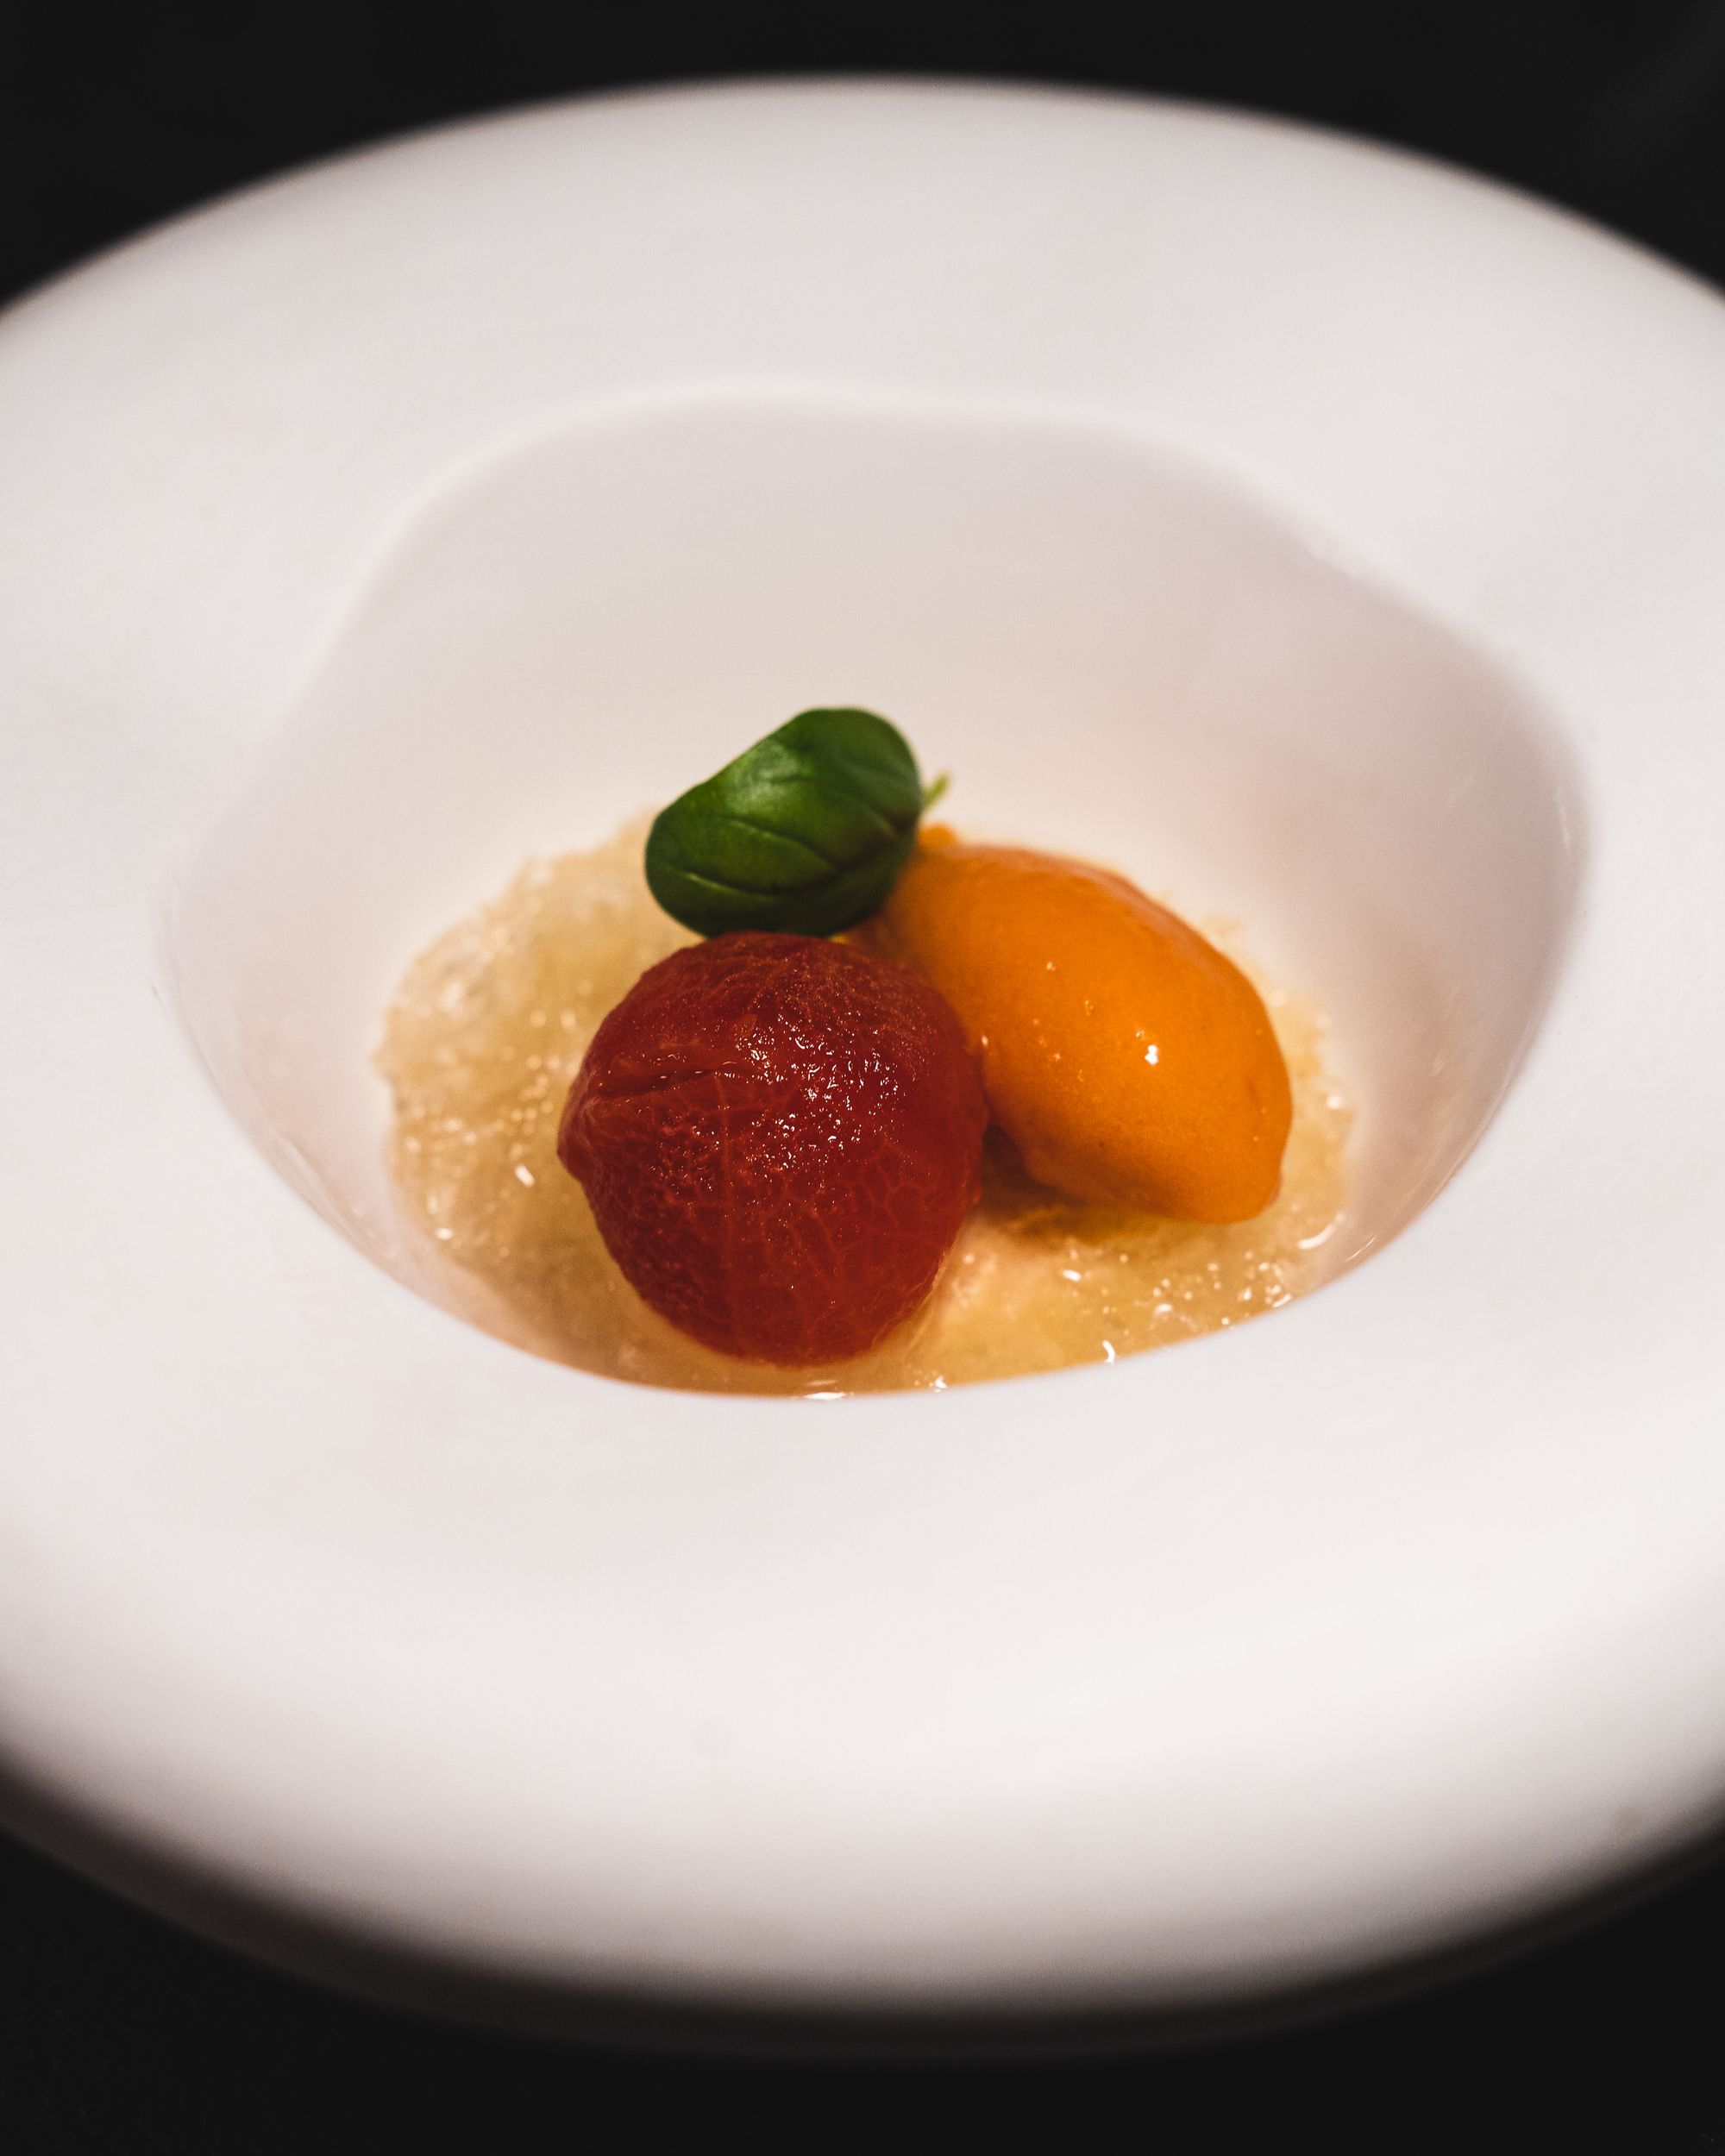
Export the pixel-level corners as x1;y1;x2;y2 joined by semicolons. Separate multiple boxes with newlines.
174;394;1580;1359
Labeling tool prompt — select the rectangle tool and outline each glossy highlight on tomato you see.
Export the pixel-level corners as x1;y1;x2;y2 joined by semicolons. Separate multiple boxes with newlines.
558;933;988;1364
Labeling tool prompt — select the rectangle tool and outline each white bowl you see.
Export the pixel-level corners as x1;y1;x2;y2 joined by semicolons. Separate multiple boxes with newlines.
3;79;1724;2028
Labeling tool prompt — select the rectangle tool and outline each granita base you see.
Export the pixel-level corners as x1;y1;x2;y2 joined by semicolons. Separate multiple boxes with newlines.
377;824;1352;1395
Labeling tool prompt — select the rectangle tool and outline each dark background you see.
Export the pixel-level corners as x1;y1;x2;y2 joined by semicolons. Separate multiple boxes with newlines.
5;5;1725;2149
7;1;1725;306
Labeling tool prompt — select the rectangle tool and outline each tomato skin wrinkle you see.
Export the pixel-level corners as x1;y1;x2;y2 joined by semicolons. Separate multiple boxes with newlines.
558;933;987;1365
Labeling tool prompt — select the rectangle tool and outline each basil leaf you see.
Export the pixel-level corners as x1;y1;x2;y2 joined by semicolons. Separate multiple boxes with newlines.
645;708;928;937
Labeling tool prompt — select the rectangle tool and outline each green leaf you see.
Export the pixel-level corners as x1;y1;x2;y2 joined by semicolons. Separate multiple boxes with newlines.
645;708;929;937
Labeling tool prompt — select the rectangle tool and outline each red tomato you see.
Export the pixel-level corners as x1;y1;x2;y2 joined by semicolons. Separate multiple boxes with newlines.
558;933;987;1365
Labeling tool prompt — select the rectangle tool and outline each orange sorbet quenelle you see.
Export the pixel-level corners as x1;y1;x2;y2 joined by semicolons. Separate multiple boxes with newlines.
864;830;1293;1222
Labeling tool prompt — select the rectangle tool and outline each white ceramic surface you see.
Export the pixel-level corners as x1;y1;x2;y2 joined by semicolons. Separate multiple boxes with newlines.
3;81;1724;2021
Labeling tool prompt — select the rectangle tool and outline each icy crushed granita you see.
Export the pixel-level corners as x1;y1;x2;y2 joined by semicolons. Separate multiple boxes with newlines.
378;776;1351;1398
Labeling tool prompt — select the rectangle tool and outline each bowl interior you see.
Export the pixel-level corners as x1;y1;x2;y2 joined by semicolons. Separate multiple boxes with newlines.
171;394;1582;1356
